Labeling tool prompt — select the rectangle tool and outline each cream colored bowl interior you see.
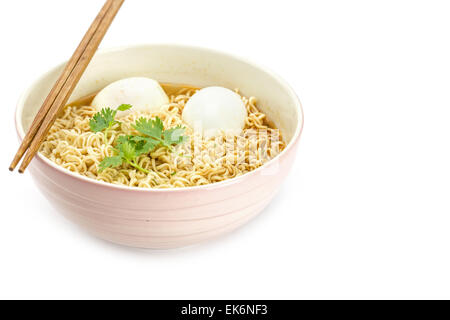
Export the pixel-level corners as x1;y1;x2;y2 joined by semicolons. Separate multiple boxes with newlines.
17;45;300;146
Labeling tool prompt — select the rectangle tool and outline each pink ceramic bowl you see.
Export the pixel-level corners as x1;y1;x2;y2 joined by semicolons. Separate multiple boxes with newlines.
15;44;303;249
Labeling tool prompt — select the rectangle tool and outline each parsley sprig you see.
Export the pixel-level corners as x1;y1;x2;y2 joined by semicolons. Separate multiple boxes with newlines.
91;107;188;174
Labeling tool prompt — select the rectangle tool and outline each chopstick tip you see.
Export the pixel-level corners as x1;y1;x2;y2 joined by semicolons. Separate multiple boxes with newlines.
9;159;18;172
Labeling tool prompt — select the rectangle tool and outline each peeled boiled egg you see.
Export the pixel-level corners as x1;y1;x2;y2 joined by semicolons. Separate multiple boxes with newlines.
182;87;247;136
92;77;169;116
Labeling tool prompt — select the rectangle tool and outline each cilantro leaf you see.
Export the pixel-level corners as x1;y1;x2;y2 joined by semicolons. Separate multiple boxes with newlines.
89;105;133;133
132;117;188;151
98;137;151;174
116;135;134;145
117;104;133;112
90;108;115;132
131;136;159;156
120;141;136;161
98;155;123;172
133;117;164;138
96;115;187;175
116;135;157;157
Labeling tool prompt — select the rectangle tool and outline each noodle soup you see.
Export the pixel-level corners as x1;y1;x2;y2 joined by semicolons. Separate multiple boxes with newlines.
40;82;285;189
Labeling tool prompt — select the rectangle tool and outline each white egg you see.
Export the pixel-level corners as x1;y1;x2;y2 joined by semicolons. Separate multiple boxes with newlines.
92;77;169;116
182;87;247;136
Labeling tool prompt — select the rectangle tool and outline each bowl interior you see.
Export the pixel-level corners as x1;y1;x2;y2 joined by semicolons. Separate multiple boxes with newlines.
17;45;301;145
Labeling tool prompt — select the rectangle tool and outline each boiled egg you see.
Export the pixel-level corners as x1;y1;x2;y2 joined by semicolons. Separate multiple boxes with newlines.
182;87;247;136
92;77;169;116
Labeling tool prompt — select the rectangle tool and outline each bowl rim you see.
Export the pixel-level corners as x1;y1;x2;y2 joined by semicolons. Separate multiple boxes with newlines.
15;43;304;193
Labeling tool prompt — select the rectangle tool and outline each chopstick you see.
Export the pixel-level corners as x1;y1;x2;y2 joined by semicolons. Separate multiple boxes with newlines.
9;0;115;172
9;0;124;173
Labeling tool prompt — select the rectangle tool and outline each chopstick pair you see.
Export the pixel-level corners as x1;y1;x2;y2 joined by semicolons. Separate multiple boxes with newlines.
9;0;124;173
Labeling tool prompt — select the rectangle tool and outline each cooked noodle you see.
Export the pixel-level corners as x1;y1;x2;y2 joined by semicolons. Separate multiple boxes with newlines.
40;87;285;189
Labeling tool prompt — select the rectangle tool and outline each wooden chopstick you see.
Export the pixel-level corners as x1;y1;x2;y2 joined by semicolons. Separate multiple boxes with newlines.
9;0;114;172
18;0;125;173
10;0;124;173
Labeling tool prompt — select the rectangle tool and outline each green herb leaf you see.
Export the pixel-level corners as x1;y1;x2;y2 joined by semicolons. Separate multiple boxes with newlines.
89;105;133;133
120;141;137;161
99;155;123;172
133;117;188;151
90;108;115;132
116;135;157;157
98;140;150;174
117;104;133;112
133;117;164;139
96;115;187;175
132;137;159;156
117;135;135;145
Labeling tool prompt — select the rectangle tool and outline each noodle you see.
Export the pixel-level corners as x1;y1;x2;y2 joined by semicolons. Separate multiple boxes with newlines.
40;88;285;189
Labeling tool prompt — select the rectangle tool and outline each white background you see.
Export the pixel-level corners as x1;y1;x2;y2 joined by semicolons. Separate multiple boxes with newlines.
1;0;450;300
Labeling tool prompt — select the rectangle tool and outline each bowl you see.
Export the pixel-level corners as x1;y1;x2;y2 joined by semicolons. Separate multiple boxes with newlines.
15;44;304;249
